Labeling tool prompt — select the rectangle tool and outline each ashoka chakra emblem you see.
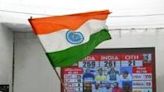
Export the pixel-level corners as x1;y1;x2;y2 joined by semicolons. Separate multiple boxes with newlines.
66;30;84;44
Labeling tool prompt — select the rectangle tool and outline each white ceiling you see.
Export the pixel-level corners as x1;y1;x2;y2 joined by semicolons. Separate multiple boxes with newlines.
0;0;164;31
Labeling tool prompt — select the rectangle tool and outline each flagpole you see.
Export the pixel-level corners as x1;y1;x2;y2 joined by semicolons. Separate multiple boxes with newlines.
28;17;68;92
53;67;68;92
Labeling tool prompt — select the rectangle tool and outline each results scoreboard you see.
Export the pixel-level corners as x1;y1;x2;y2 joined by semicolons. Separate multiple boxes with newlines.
61;48;156;92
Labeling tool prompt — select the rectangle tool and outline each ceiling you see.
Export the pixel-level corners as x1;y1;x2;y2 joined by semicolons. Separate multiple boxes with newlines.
0;0;164;32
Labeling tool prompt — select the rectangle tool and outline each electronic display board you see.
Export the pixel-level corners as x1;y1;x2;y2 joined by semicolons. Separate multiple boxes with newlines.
61;48;156;92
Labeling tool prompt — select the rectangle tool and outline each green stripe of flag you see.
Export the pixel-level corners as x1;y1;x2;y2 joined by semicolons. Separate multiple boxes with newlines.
46;29;111;67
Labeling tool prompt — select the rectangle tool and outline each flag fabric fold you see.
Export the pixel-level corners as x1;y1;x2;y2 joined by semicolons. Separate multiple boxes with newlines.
29;10;112;67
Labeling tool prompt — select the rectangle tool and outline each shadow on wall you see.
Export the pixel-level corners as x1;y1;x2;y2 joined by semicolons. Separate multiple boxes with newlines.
157;75;164;92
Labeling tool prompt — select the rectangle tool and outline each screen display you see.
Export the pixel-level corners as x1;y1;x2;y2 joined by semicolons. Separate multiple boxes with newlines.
61;48;156;92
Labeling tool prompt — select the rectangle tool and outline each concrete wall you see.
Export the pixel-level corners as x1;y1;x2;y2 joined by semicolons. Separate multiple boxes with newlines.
14;29;164;92
14;33;60;92
0;24;13;92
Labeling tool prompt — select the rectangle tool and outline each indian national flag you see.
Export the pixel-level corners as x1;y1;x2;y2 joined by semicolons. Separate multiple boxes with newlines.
29;10;112;67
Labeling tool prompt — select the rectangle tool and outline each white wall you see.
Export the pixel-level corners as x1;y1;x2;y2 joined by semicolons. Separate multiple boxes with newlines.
14;29;164;92
14;33;60;92
0;23;13;92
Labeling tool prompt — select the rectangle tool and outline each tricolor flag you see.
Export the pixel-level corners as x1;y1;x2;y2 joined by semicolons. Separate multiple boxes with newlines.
29;10;112;67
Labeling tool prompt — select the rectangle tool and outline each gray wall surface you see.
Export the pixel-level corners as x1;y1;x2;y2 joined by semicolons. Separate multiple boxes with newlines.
0;24;13;92
14;33;60;92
